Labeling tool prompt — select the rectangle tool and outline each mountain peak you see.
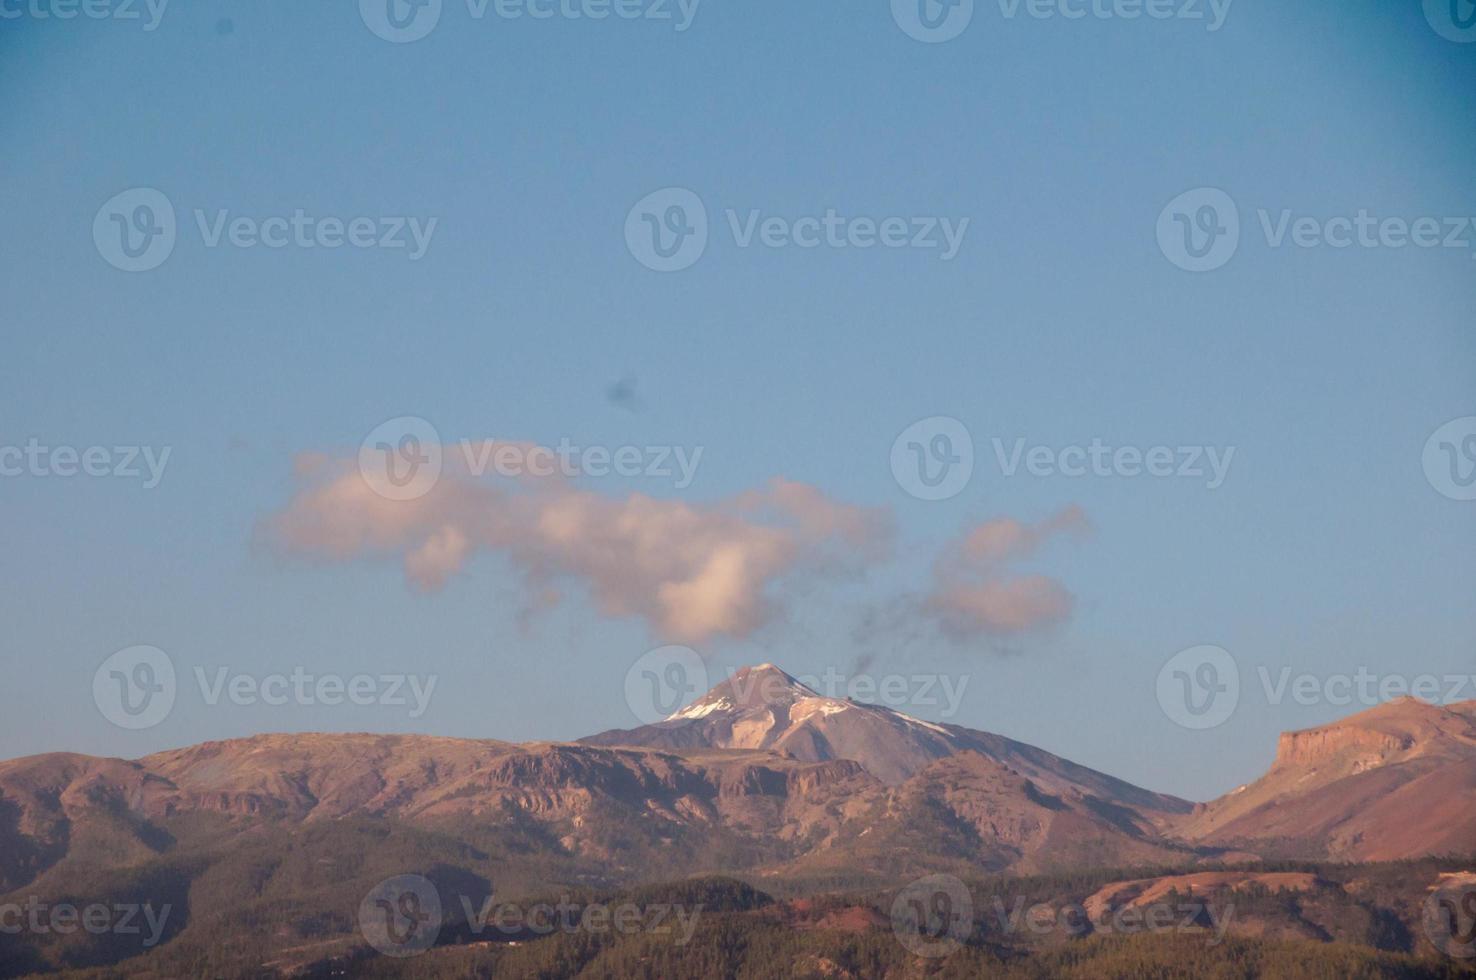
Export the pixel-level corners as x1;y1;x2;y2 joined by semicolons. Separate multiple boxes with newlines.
668;663;821;720
587;662;1191;802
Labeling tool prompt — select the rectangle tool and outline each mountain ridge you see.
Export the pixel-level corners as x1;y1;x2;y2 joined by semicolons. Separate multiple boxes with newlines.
2;670;1472;903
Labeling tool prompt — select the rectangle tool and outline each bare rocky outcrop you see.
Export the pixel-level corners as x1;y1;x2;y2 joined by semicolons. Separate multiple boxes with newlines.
1174;698;1476;861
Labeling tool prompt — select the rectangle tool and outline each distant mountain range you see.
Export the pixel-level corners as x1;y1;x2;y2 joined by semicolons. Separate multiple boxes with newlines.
4;665;1472;890
1;665;1473;975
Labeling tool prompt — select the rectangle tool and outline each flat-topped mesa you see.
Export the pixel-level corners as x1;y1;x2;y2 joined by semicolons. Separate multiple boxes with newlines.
1270;697;1476;773
1272;726;1412;774
1175;696;1476;861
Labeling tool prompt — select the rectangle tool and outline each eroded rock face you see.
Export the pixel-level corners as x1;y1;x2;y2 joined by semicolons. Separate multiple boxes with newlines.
0;731;882;889
0;736;1187;892
1175;698;1476;861
1272;726;1412;771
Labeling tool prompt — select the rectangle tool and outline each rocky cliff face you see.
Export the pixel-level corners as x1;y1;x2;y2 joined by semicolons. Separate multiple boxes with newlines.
1174;698;1476;861
1271;726;1413;772
0;731;899;892
0;738;1185;894
1268;695;1475;774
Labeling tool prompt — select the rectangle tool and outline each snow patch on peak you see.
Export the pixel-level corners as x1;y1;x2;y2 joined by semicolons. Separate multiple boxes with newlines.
790;697;854;722
898;714;951;736
669;697;731;721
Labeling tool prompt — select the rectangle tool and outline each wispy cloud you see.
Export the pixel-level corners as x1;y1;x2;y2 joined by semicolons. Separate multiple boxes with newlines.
262;448;892;644
923;505;1090;638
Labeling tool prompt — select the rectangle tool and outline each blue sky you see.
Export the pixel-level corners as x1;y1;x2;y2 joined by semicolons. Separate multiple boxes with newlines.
1;0;1473;800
